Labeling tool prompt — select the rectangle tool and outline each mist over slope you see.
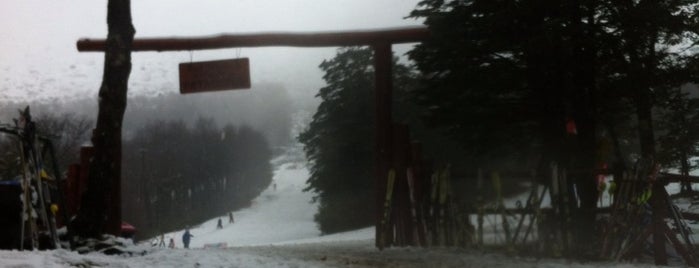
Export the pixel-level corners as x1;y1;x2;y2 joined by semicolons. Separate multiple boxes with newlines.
0;81;313;149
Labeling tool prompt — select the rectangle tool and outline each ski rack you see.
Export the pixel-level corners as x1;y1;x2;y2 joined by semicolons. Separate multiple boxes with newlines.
600;160;699;266
0;123;67;250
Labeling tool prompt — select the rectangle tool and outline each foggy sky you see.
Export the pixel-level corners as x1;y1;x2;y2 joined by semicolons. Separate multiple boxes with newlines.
0;0;423;104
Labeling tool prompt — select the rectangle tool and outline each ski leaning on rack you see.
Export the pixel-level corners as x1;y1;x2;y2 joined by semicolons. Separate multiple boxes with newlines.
406;167;426;246
492;171;512;247
14;107;61;250
378;169;396;250
436;165;451;245
666;194;698;265
17;135;38;250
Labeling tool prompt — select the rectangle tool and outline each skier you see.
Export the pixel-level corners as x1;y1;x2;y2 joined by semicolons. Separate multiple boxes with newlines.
217;218;223;229
182;228;193;249
228;212;234;223
168;238;175;249
158;234;166;247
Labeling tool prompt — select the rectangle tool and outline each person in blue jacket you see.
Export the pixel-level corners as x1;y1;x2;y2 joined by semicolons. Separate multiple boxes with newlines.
182;228;194;249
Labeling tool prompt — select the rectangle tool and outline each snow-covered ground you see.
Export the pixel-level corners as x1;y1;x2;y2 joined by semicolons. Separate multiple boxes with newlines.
0;160;679;267
169;162;321;248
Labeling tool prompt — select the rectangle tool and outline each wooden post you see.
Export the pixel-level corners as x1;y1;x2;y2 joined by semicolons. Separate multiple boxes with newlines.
374;42;393;248
651;182;668;265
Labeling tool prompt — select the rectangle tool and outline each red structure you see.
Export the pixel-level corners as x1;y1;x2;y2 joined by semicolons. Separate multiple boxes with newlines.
64;146;93;221
65;146;131;237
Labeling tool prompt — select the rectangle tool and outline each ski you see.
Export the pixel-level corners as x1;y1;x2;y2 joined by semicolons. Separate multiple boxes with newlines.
378;169;396;250
549;162;562;257
512;170;538;245
492;171;512;249
559;168;572;256
406;167;422;246
18;138;38;250
437;165;450;245
610;160;657;261
428;169;439;245
477;169;484;247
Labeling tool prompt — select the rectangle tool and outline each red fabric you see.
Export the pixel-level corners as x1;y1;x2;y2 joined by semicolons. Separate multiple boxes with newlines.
597;174;605;185
566;119;577;135
121;222;136;233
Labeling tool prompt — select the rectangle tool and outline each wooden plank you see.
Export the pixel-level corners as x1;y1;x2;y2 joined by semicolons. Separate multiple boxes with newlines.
179;58;251;94
681;212;699;221
659;172;699;183
77;27;429;52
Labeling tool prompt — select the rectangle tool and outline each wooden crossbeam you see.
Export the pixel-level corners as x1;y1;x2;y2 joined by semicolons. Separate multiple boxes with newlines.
77;26;430;52
659;172;699;183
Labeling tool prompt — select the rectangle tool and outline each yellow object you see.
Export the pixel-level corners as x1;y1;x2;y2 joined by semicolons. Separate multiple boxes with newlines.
608;181;617;195
50;204;58;215
40;169;54;181
637;188;652;204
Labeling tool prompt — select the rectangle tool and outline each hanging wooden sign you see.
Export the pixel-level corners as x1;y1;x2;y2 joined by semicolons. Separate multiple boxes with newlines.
179;58;251;94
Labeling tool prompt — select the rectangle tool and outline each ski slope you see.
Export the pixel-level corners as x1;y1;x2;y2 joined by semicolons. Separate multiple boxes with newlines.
166;162;326;248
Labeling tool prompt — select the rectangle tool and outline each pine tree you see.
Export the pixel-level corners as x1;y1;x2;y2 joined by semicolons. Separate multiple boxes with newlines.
299;48;377;233
299;47;427;233
408;0;699;259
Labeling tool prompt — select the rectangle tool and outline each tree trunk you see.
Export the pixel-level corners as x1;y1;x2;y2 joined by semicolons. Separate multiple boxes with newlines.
69;0;135;238
567;1;599;257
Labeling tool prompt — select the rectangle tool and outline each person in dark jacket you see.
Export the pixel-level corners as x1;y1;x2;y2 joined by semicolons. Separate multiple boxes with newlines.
182;228;194;249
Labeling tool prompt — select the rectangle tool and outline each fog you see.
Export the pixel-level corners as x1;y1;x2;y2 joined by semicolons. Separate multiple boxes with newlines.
0;0;423;149
0;0;421;247
0;0;422;104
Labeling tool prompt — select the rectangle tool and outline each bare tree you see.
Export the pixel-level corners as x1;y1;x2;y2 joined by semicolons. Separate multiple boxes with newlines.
68;0;135;238
34;113;94;170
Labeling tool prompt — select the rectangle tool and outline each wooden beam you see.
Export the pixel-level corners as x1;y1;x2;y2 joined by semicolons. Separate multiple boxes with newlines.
659;172;699;183
77;26;429;52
